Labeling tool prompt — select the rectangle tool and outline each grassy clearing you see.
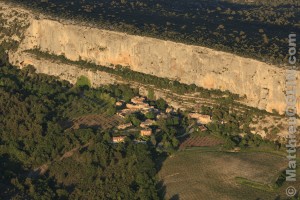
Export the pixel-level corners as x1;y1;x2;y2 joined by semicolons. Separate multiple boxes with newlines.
158;148;289;200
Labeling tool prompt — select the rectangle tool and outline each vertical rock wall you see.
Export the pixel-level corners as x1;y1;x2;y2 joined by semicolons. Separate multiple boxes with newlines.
6;14;299;115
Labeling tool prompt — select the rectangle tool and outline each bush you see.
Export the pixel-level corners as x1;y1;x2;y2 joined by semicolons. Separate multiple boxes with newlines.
145;111;156;119
76;75;91;88
156;98;168;111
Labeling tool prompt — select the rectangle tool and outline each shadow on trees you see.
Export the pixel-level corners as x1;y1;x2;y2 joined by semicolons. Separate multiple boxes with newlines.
157;179;180;200
154;151;171;200
170;194;180;200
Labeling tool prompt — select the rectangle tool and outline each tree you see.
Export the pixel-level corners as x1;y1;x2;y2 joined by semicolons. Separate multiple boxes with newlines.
0;45;8;66
156;98;167;111
201;105;212;115
75;75;91;88
223;139;235;150
147;88;155;100
145;111;155;119
103;132;111;142
0;60;161;199
171;137;179;148
131;116;141;127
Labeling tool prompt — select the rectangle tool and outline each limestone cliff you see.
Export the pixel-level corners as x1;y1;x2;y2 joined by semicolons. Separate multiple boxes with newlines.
10;52;117;87
2;2;299;115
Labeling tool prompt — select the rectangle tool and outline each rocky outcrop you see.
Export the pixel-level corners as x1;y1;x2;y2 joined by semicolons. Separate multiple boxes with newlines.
10;52;117;87
2;2;299;115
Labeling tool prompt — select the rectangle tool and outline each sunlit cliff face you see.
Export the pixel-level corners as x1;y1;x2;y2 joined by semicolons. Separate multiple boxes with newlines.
1;2;299;115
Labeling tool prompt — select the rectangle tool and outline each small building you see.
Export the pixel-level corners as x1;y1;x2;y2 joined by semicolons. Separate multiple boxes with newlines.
117;122;132;130
233;147;241;152
117;112;126;118
140;129;152;136
198;125;207;132
117;108;138;118
239;133;247;138
126;103;142;110
141;107;159;115
157;113;168;119
155;128;161;133
112;136;126;143
140;103;152;110
188;113;212;124
140;119;155;128
126;103;151;110
166;107;174;114
115;101;124;107
131;96;146;104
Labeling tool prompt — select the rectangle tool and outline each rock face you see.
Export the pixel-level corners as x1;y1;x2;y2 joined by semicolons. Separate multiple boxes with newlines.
9;52;117;87
3;3;299;115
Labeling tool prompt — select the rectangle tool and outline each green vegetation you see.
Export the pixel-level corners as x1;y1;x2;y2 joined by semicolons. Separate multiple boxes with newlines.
0;45;194;199
156;98;168;112
22;47;288;150
0;53;161;199
75;75;91;88
0;9;30;50
126;114;142;127
201;101;278;150
147;88;155;100
23;48;284;152
235;177;275;192
222;0;299;6
145;111;156;120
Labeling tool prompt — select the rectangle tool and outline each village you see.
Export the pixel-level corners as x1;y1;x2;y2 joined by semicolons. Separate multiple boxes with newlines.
111;95;212;144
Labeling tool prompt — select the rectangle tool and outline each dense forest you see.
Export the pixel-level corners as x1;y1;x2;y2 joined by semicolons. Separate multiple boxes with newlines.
0;48;161;199
0;59;280;199
6;0;300;65
0;42;201;199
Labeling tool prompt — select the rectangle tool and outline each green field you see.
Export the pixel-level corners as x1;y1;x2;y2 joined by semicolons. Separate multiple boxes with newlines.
158;148;299;200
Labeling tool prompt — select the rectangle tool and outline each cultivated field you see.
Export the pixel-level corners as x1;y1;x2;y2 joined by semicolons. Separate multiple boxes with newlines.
179;135;224;150
71;114;124;130
158;148;297;200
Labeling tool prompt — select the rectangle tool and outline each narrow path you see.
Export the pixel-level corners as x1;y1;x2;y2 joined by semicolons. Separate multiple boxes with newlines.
28;143;90;179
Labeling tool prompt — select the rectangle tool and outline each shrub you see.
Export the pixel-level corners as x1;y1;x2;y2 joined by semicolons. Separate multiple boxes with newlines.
76;75;91;88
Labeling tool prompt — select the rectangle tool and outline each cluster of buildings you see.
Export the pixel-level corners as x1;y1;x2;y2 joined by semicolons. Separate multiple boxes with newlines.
113;96;159;143
116;96;159;118
112;96;212;143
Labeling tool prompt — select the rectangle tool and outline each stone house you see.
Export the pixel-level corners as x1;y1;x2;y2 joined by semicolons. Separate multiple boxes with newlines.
115;101;124;107
140;119;155;128
112;136;126;143
117;122;132;130
140;129;152;136
188;113;212;124
131;96;146;104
